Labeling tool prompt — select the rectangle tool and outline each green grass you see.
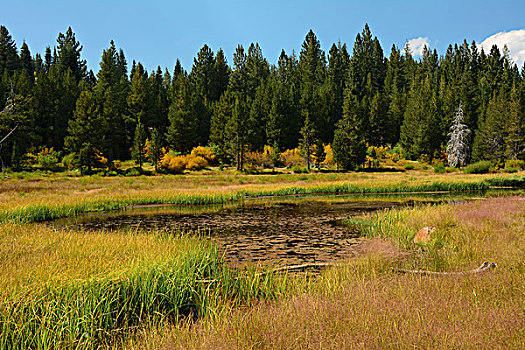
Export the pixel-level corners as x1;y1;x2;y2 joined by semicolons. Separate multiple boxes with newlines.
0;232;289;349
3;177;517;224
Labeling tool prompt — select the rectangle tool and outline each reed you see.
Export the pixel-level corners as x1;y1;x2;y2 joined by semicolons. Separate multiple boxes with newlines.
0;178;503;224
0;230;289;349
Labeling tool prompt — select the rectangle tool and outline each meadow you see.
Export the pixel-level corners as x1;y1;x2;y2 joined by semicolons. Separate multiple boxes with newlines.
0;169;524;348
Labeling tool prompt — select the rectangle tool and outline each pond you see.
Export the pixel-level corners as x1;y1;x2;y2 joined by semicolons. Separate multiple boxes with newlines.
54;192;490;266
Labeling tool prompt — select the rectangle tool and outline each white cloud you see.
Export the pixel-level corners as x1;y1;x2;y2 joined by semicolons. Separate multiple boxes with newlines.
405;37;430;56
480;29;525;68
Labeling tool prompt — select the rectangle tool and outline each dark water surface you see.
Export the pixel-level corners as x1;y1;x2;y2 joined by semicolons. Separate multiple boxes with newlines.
55;192;492;266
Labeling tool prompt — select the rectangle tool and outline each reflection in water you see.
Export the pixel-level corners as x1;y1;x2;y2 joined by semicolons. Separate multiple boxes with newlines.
56;191;494;266
58;199;408;266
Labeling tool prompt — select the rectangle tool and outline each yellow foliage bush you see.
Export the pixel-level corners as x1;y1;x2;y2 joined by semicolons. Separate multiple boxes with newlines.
185;155;208;170
190;146;216;164
159;153;187;173
159;152;209;173
321;144;334;166
280;148;305;168
245;150;273;168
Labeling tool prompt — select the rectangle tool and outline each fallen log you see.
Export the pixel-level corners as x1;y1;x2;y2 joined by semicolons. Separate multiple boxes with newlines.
392;261;497;276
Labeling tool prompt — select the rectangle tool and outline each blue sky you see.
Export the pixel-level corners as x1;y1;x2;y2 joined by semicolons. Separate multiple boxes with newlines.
2;0;525;73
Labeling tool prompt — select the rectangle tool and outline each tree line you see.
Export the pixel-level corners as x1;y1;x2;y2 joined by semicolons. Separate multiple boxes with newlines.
0;24;524;172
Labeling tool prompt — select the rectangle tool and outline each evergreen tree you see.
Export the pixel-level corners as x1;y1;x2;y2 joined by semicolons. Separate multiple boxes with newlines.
128;62;152;128
298;30;326;139
210;91;234;163
447;102;471;167
472;90;507;163
266;76;287;150
313;138;325;169
44;46;53;71
166;75;199;152
400;73;441;159
322;42;349;142
132;120;147;169
299;110;316;170
56;27;87;82
332;98;367;171
504;85;524;160
245;43;270;100
346;24;387;144
190;44;216;101
225;95;249;170
384;45;407;145
95;41;129;163
0;26;20;77
30;69;55;148
229;45;247;96
64;90;103;173
19;42;34;79
149;127;163;171
214;49;230;98
53;69;79;150
248;82;270;150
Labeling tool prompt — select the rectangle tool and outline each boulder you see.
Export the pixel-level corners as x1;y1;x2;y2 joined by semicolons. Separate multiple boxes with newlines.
413;226;435;244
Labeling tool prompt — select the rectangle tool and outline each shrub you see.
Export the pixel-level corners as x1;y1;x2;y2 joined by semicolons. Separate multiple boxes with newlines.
160;154;187;173
503;167;518;173
463;161;492;174
321;144;335;167
159;153;210;173
404;164;414;170
186;155;208;170
190;146;216;164
26;148;62;169
505;159;525;171
62;153;78;170
389;144;407;160
433;163;446;174
245;149;273;168
291;165;309;173
280;148;305;168
125;167;142;176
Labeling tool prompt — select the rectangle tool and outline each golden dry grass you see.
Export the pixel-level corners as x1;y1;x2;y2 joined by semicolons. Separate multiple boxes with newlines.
151;196;525;350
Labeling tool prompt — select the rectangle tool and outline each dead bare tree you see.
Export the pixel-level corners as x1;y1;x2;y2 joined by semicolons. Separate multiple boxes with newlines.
0;85;19;175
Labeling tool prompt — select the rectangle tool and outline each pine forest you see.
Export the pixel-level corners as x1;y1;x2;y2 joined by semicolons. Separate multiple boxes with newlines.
1;24;524;173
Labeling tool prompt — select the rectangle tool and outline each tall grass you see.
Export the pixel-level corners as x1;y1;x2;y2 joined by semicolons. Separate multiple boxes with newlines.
0;231;289;349
1;178;509;224
160;196;525;350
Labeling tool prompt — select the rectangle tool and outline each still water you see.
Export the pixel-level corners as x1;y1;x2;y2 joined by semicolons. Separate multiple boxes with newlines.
55;192;487;266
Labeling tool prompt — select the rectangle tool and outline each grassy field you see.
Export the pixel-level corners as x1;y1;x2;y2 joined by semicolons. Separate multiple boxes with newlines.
149;196;525;349
1;169;523;223
0;170;524;348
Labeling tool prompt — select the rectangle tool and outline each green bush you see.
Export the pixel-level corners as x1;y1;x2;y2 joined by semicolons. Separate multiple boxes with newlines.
291;165;309;173
463;161;492;174
61;153;78;170
433;163;446;174
404;164;414;170
125;167;142;176
505;159;525;171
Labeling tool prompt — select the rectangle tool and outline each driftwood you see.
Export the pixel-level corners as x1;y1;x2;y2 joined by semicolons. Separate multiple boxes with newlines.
392;261;497;276
257;262;340;275
196;262;339;283
197;261;497;284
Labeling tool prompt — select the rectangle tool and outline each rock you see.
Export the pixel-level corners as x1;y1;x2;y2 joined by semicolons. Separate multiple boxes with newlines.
413;226;435;244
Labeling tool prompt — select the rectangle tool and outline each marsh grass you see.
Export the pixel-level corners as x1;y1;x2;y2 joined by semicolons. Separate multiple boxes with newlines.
156;196;525;349
1;173;524;348
4;174;522;224
0;226;291;349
